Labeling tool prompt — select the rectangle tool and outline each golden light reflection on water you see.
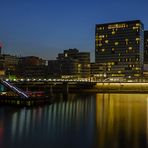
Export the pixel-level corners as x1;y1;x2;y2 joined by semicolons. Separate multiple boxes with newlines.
1;94;148;148
96;94;148;147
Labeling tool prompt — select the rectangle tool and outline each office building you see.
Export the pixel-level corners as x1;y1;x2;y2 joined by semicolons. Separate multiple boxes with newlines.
48;60;61;78
17;56;47;78
95;20;144;81
57;48;90;78
144;31;148;64
90;63;106;81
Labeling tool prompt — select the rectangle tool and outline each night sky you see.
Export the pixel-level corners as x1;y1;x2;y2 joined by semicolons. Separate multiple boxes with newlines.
0;0;148;61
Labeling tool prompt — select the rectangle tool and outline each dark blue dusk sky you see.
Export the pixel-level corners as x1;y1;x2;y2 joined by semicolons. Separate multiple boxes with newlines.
0;0;148;61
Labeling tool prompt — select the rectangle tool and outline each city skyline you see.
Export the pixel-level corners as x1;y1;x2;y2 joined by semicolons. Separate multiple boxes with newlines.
0;0;148;61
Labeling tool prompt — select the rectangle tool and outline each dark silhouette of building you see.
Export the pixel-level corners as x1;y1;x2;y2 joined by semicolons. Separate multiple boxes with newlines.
144;31;148;64
17;56;47;78
95;20;144;81
0;43;2;55
0;55;5;77
48;60;61;78
2;54;18;76
57;48;90;78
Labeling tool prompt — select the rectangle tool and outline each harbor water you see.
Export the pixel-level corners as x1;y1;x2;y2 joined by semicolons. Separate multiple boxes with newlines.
0;93;148;148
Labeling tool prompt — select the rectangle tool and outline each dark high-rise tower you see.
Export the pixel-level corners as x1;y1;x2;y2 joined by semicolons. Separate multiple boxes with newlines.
95;20;144;81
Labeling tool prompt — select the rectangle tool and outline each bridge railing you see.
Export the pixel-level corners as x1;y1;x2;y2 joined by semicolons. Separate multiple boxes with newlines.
0;80;29;99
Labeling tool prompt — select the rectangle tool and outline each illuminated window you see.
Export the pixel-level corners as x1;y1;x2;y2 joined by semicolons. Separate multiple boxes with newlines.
99;35;105;38
115;42;119;45
105;40;109;43
112;31;115;35
108;62;111;65
99;44;102;47
129;47;133;50
125;39;129;45
112;48;115;51
135;67;140;70
99;27;102;30
78;64;81;68
134;74;140;77
101;49;105;52
118;59;121;62
136;38;140;41
108;23;126;29
65;53;68;57
112;62;115;65
136;23;140;27
133;26;139;30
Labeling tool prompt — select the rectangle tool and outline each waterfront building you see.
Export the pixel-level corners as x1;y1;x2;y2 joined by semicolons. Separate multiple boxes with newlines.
19;56;46;66
2;54;18;77
0;44;4;77
77;52;90;78
95;20;144;81
144;31;148;64
90;63;106;81
60;58;79;78
57;48;79;60
17;56;47;78
57;48;90;78
0;55;5;77
48;60;61;78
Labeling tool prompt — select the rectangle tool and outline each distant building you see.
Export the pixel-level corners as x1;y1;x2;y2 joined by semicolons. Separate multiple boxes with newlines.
19;56;46;66
95;20;144;81
144;31;148;64
48;60;61;78
76;52;90;78
0;54;5;77
57;48;90;78
60;58;79;78
17;56;47;78
2;54;18;77
90;63;106;81
57;48;79;60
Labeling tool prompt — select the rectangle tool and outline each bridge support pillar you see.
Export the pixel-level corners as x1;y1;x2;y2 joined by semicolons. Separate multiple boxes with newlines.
63;82;69;93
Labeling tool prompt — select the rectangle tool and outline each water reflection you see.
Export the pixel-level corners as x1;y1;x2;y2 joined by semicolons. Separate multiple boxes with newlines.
3;94;95;148
0;93;148;148
95;94;148;148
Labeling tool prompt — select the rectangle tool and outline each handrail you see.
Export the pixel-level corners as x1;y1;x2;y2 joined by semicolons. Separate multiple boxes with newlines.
1;80;29;98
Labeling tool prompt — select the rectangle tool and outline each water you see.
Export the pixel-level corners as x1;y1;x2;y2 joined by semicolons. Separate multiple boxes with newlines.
0;93;148;148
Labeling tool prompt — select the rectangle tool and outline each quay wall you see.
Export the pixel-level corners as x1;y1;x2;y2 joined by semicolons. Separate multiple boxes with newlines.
13;82;148;93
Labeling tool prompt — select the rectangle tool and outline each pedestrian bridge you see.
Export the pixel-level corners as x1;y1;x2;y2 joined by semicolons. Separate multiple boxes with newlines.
0;79;29;99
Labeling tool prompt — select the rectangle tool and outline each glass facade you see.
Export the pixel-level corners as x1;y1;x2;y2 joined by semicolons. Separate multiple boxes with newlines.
95;20;144;80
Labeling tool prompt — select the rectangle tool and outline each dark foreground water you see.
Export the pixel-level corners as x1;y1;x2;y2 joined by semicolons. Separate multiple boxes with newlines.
0;93;148;148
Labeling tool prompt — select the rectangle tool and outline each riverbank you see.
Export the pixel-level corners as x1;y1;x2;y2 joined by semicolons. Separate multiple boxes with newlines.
69;82;148;93
10;81;148;93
